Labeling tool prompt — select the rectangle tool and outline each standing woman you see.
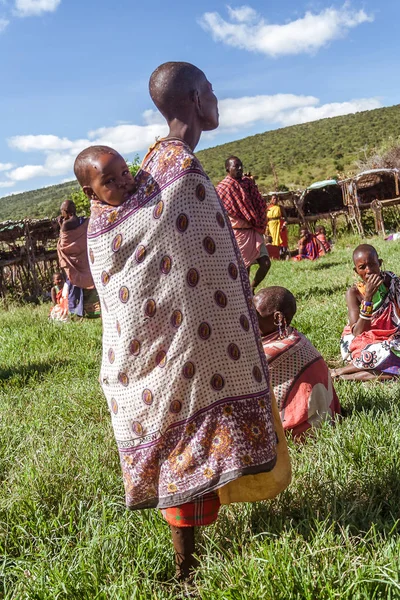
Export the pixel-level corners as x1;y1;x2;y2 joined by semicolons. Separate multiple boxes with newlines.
267;195;288;258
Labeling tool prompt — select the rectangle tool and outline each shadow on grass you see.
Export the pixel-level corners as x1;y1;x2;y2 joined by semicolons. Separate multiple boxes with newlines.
310;260;344;271
335;380;398;415
246;462;400;540
0;359;70;384
301;283;346;299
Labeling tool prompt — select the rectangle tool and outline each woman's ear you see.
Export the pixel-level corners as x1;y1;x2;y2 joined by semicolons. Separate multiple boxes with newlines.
379;258;383;267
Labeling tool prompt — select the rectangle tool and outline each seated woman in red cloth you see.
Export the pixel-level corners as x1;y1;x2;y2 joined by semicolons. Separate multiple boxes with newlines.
254;286;341;438
294;227;325;261
333;244;400;381
316;225;332;253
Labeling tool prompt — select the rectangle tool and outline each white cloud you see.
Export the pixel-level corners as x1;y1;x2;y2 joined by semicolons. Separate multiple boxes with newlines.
0;17;9;31
14;0;61;17
277;98;382;126
5;94;381;183
199;4;373;57
227;5;257;23
0;180;15;188
0;162;13;171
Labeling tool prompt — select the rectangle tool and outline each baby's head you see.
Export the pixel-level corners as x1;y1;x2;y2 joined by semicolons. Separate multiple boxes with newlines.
352;244;382;282
52;271;64;287
74;145;137;207
265;235;273;244
254;286;297;336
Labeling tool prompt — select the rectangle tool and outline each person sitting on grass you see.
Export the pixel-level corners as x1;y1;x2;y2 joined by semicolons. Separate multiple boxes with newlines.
264;234;280;260
254;286;341;438
333;244;400;381
293;226;325;261
49;272;69;322
316;225;332;253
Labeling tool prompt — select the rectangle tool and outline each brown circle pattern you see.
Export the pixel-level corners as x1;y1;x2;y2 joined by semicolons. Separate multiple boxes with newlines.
144;299;157;318
240;314;250;332
176;213;189;233
129;339;141;356
112;234;122;252
118;372;129;387
171;309;183;329
160;255;172;275
228;262;238;280
142;389;153;406
153;200;164;219
186;268;199;288
155;350;167;368
108;348;115;364
110;398;118;414
132;421;143;436
214;290;227;308
119;286;129;304
211;373;225;391
203;236;216;255
182;361;196;379
169;400;182;414
135;245;146;263
101;271;110;286
198;322;211;340
252;365;262;383
196;183;206;201
216;212;225;228
227;343;241;361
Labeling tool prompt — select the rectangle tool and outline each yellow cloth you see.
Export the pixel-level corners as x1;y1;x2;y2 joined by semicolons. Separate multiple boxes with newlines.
218;390;291;504
267;204;282;246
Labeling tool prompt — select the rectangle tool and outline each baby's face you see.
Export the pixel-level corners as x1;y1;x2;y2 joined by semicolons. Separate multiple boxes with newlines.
87;153;137;206
53;274;63;286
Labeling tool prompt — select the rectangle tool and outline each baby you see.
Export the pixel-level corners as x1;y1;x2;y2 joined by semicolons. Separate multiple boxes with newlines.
74;145;137;206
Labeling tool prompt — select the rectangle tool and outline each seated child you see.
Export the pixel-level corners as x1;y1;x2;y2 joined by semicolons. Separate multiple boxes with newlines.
316;225;331;253
264;234;280;260
334;244;400;380
49;272;69;322
254;286;341;437
293;227;325;261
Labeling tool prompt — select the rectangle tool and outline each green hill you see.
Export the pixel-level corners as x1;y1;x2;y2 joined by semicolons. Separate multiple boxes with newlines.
0;180;79;221
2;103;400;221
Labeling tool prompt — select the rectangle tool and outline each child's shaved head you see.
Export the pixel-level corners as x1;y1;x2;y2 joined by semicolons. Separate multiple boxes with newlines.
254;286;297;325
74;145;119;186
352;244;379;264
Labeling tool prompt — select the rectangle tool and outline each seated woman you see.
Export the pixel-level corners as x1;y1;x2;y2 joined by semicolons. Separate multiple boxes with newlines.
254;286;341;438
316;225;331;253
293;227;325;261
49;271;69;322
334;244;400;381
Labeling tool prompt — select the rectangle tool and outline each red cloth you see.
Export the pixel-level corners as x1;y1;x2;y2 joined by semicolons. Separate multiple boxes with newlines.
161;492;221;527
57;219;94;289
294;233;320;261
266;244;280;260
216;176;266;234
317;233;331;253
280;220;288;247
262;328;341;438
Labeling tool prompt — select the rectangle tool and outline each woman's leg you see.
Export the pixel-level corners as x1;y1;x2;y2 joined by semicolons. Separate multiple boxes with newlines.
170;526;197;581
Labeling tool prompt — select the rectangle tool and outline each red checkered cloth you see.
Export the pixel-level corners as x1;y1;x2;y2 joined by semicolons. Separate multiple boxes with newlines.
161;492;221;527
216;175;266;234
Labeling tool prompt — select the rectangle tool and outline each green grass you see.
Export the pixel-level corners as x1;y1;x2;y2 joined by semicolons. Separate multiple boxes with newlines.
1;236;400;598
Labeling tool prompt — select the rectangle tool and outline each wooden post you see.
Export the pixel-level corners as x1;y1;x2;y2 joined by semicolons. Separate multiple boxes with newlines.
371;200;385;237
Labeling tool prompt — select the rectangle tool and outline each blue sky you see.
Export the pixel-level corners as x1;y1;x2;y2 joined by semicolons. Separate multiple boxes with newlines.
0;0;398;198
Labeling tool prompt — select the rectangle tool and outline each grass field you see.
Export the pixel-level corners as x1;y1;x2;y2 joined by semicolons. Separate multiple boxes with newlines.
1;236;400;599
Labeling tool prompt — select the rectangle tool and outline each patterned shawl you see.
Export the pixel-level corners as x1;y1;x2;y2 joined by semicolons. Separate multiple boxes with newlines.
216;175;266;234
340;271;400;372
87;139;276;510
262;328;341;438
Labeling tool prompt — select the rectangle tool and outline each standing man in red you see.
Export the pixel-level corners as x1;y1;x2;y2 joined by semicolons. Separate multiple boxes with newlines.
217;157;270;292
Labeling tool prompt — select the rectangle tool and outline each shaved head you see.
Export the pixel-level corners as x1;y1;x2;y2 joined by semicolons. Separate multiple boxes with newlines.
254;286;297;325
149;62;207;121
352;244;379;263
74;145;119;187
61;199;76;215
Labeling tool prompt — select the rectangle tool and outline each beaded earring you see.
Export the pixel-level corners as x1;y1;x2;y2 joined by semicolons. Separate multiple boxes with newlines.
274;311;288;339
